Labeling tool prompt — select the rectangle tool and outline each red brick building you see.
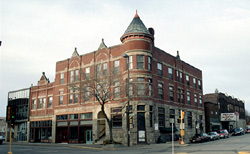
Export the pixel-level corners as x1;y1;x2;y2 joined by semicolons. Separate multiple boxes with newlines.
204;90;246;133
28;12;204;145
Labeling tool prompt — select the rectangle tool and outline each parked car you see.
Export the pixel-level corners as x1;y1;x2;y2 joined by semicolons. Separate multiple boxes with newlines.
233;127;245;135
245;128;250;133
217;129;230;138
190;133;210;143
0;136;3;145
208;132;220;140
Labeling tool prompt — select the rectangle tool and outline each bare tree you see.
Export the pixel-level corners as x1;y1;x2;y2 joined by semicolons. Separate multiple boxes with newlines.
68;65;153;143
68;67;127;142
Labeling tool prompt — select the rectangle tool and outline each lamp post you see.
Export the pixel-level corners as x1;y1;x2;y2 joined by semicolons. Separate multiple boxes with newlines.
123;54;130;147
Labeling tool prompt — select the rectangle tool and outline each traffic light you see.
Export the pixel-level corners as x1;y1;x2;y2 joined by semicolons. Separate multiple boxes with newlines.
181;110;185;119
129;116;133;128
6;106;11;121
10;106;16;124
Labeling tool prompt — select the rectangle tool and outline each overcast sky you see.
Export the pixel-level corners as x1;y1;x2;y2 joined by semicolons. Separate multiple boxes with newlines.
1;0;250;117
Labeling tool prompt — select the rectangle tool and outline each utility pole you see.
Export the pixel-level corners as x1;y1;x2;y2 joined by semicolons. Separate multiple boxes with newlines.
123;54;130;147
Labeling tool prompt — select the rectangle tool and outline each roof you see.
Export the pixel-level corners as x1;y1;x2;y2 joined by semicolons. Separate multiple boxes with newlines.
121;11;151;39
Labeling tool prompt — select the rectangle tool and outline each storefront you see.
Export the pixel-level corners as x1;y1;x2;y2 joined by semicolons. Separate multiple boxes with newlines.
56;113;93;143
30;120;52;143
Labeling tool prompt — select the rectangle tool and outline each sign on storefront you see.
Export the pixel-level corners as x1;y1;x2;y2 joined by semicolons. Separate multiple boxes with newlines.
221;113;239;121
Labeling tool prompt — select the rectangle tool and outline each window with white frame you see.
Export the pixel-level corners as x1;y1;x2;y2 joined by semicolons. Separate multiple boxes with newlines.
114;60;120;74
103;63;107;75
75;70;79;81
158;83;163;99
96;64;101;77
114;81;120;98
157;63;162;76
187;91;191;104
60;73;64;84
194;93;198;106
186;75;190;85
168;67;173;79
148;56;152;71
137;55;144;69
85;67;90;79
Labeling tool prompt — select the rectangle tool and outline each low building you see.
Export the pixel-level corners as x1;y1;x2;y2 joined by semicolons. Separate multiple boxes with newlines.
6;88;30;142
204;90;246;133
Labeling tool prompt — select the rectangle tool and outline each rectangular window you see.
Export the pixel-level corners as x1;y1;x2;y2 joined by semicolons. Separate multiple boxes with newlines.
57;115;68;120
137;55;144;69
39;98;42;109
149;79;152;96
43;98;46;109
69;89;73;104
70;114;78;120
176;70;179;82
48;97;53;107
114;81;120;98
70;71;74;82
169;109;175;126
181;89;184;103
198;80;202;89
186;75;190;85
158;107;165;127
169;86;174;101
199;95;203;107
32;99;36;109
85;67;90;79
75;70;79;81
194;93;198;106
103;63;107;75
168;67;173;79
148;56;152;71
187;91;191;104
180;72;183;83
157;63;162;76
111;107;122;128
187;111;192;129
74;90;78;103
193;78;197;88
80;113;92;119
60;73;64;84
114;60;120;74
96;64;101;77
137;78;145;96
158;83;163;99
85;87;90;101
59;91;63;105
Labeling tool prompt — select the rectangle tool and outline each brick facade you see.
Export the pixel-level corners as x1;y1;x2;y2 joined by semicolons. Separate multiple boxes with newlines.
26;12;204;145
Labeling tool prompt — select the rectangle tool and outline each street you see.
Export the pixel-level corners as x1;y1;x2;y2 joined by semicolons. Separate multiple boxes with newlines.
0;134;250;154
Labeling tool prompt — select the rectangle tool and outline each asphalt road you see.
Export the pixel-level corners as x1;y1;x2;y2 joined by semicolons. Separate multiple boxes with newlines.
0;134;250;154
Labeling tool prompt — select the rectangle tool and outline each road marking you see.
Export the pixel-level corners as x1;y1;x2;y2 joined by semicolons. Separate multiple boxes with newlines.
70;146;115;150
239;152;250;154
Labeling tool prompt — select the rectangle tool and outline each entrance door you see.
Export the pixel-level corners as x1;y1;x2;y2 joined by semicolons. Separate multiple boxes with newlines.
61;130;68;143
137;112;146;143
86;130;92;144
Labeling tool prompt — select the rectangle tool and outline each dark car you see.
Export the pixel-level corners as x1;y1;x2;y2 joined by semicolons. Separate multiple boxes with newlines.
233;127;245;135
217;129;229;138
190;133;210;143
208;132;220;140
0;136;3;145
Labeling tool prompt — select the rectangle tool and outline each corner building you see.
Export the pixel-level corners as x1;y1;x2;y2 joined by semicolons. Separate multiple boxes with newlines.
29;12;204;145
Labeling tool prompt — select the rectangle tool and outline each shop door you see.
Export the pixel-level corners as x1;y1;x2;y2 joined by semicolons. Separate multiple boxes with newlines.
86;130;92;144
61;130;68;143
137;112;146;143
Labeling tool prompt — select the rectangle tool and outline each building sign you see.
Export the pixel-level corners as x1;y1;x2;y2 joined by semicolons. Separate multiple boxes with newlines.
138;130;145;142
221;113;238;121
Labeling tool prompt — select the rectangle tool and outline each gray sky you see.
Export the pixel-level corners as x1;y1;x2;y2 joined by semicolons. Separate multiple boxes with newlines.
1;0;250;117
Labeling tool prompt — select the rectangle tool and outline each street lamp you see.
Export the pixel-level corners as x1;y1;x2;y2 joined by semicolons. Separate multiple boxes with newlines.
122;53;130;147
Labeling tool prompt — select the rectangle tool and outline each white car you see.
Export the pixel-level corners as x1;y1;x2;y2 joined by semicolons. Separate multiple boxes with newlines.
208;132;220;140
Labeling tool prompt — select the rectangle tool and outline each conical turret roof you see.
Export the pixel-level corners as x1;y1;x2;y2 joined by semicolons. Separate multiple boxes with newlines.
121;11;152;42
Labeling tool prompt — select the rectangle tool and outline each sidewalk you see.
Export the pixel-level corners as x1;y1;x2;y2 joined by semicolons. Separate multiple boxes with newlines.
7;140;188;150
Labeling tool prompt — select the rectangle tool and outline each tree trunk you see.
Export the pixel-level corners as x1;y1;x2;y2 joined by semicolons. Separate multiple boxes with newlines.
101;104;113;141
